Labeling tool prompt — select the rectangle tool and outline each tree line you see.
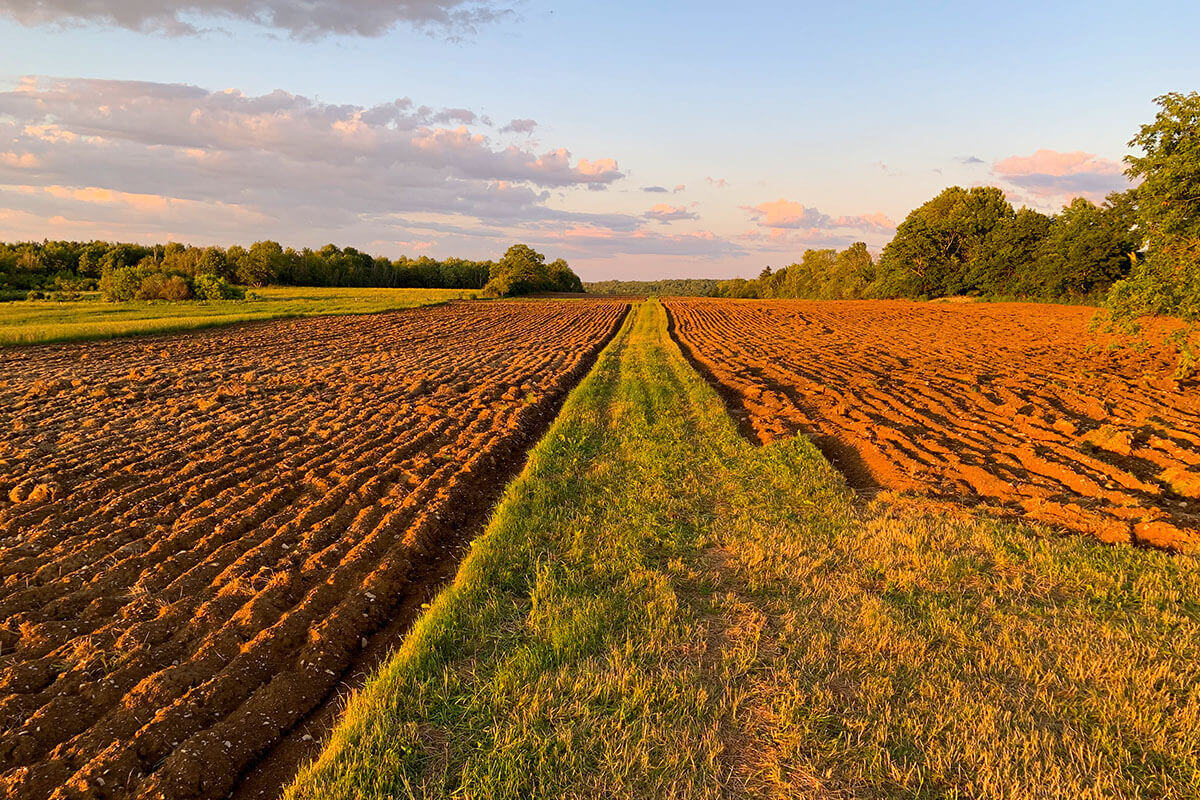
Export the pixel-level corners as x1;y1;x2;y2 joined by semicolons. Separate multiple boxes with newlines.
584;278;722;296
713;190;1138;303
0;240;582;300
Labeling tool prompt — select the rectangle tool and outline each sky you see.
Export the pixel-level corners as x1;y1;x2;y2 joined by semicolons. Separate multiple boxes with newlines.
0;1;1197;280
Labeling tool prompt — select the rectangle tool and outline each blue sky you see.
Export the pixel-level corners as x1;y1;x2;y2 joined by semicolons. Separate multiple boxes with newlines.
0;0;1197;279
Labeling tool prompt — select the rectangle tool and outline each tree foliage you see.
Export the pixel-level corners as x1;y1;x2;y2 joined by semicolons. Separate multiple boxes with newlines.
710;183;1139;304
583;278;722;296
869;187;1137;302
873;187;1015;298
711;243;876;300
1037;195;1138;298
1105;92;1200;324
482;245;584;297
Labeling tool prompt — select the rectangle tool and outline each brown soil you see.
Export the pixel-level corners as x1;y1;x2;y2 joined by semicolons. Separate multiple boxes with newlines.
665;298;1200;552
0;299;628;800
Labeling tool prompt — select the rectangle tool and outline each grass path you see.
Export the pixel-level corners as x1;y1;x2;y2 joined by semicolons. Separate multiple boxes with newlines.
287;300;1200;799
0;286;474;346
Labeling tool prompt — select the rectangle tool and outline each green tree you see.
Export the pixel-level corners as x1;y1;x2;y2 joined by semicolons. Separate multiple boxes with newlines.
824;242;874;299
713;277;757;298
238;240;284;286
546;258;583;293
1107;92;1200;323
197;247;231;280
872;186;1014;297
484;246;585;297
780;249;837;298
1034;194;1137;298
967;208;1053;296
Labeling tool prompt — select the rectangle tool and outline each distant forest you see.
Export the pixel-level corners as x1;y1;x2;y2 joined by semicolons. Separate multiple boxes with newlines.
584;279;721;296
0;240;581;301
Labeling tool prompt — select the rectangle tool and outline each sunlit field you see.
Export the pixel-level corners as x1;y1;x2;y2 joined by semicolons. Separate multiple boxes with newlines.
286;301;1200;800
3;5;1198;797
0;286;476;346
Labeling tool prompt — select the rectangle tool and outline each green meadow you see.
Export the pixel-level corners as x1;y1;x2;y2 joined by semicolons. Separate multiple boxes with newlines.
0;286;474;346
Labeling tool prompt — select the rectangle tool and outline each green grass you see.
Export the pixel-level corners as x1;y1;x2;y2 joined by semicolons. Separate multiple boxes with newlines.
287;300;1200;800
0;286;476;346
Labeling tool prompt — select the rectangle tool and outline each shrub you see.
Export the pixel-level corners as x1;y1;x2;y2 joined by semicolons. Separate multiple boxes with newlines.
159;274;193;301
135;272;169;300
25;290;43;301
99;265;147;301
52;274;94;293
100;264;205;301
194;273;245;300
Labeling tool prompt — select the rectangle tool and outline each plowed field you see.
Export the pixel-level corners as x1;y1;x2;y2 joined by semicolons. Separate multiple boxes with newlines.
0;299;627;800
666;298;1200;552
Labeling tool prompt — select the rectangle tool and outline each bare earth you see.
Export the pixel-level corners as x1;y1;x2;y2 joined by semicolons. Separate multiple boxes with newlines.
666;298;1200;552
0;299;627;800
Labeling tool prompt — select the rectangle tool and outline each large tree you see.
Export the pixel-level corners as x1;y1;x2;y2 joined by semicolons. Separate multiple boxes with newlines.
1107;92;1200;322
872;186;1014;297
483;244;584;297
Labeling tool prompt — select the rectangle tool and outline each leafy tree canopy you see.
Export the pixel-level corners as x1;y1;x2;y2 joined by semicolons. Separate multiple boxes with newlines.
1107;92;1200;330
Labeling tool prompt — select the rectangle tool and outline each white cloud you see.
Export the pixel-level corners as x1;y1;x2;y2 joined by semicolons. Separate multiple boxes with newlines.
0;0;512;38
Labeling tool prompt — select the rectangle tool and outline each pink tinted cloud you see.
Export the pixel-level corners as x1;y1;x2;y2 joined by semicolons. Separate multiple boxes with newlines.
994;149;1122;178
832;211;895;232
743;199;828;229
373;238;436;251
575;157;621;181
540;225;743;259
0;0;514;38
500;118;537;134
744;199;894;236
0;151;39;168
992;149;1131;205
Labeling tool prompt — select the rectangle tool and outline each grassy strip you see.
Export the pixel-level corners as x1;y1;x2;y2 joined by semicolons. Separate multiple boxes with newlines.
287;300;1200;799
0;286;475;346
